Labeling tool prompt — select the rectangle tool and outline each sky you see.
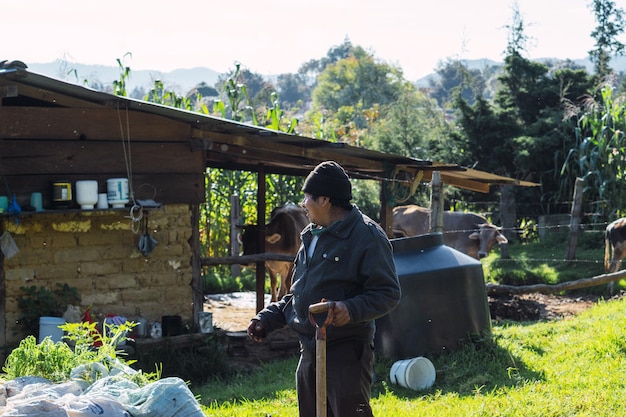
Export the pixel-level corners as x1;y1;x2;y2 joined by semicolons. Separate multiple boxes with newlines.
4;0;605;80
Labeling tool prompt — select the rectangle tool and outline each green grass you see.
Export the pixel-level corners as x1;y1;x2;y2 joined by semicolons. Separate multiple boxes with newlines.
194;234;624;416
482;232;619;293
194;297;626;416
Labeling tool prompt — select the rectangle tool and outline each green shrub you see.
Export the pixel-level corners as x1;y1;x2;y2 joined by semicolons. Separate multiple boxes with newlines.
202;267;264;294
16;283;81;337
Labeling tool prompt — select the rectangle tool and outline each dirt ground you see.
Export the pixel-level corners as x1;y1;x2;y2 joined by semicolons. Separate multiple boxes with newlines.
204;292;270;332
204;291;611;332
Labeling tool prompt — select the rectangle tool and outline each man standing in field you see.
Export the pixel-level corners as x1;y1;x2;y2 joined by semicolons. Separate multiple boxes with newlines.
248;160;401;417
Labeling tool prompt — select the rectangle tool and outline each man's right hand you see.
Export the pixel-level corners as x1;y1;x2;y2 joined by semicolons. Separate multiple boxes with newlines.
247;319;267;342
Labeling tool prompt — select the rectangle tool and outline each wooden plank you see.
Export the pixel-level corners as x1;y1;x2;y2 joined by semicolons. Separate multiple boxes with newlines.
0;140;204;176
205;141;313;173
2;172;205;206
0;85;18;99
4;83;103;108
193;128;383;171
0;107;192;141
422;170;491;193
486;269;626;296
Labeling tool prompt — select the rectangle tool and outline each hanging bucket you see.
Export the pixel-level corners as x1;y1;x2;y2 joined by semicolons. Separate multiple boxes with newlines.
38;317;66;343
389;357;436;390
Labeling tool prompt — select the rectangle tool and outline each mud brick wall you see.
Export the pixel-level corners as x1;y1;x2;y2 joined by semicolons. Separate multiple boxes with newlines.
1;204;194;345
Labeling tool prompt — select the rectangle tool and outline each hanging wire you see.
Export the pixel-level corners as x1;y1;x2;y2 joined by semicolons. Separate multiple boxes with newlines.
116;104;143;232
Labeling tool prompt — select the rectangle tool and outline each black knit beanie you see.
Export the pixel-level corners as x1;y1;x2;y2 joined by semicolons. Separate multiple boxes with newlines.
302;161;352;201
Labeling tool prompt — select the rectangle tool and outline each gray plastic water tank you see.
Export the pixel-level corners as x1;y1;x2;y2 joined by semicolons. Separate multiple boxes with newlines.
375;233;492;360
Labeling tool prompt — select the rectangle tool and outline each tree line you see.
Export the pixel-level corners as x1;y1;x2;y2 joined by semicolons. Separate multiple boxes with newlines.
104;0;626;273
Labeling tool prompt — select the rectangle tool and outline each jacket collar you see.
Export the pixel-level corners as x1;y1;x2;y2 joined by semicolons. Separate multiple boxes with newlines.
303;205;358;240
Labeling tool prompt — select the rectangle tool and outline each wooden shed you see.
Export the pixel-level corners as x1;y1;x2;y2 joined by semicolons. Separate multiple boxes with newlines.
0;62;531;352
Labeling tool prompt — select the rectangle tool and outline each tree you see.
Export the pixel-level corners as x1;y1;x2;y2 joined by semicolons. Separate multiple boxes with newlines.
370;87;446;159
588;0;626;80
429;59;488;108
298;37;355;86
448;5;593;223
307;47;405;143
276;73;311;108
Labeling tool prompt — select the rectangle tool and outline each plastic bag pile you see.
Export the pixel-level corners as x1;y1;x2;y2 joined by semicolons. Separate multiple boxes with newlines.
0;364;204;417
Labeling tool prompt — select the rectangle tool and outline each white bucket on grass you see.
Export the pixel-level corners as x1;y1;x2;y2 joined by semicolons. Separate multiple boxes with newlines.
38;316;66;343
389;356;436;390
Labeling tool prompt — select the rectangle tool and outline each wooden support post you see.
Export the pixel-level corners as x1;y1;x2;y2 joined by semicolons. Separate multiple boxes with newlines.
429;171;444;233
230;195;241;278
190;204;203;329
256;166;267;313
499;184;516;259
566;178;585;260
380;179;394;238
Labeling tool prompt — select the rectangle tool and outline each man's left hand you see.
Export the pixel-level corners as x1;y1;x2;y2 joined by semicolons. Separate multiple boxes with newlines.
331;301;351;327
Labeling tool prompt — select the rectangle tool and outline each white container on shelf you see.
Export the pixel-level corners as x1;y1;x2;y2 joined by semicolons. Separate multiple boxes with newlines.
107;178;129;208
75;180;99;210
97;193;109;209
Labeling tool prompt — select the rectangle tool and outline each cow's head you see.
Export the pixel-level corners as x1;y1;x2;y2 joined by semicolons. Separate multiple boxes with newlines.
468;223;508;258
238;224;263;255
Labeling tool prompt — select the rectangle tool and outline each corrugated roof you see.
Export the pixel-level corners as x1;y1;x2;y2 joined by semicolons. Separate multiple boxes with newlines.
0;65;538;193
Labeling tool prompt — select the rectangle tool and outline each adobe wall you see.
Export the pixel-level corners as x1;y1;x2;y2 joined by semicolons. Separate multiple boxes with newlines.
1;204;194;345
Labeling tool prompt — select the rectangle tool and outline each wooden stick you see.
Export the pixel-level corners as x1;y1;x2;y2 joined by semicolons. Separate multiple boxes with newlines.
486;269;626;296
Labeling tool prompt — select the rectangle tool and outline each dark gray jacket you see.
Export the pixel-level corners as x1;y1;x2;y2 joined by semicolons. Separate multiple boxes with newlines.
255;206;401;351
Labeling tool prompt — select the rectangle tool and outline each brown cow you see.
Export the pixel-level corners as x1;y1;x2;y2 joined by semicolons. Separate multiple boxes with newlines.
240;203;308;301
604;217;626;294
392;204;508;259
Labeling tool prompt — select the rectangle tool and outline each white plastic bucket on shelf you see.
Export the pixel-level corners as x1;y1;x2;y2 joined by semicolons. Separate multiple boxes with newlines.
107;178;129;208
389;356;436;390
76;180;99;209
38;316;66;343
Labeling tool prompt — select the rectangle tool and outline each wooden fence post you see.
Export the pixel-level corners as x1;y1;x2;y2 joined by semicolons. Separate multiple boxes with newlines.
566;178;585;260
230;195;241;278
430;171;444;233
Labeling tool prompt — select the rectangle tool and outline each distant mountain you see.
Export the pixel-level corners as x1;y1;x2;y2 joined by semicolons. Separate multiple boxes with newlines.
416;56;626;87
26;60;221;95
23;56;626;96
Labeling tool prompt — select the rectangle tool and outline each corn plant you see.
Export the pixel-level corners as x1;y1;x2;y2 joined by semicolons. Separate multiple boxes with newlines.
561;85;626;221
112;53;132;97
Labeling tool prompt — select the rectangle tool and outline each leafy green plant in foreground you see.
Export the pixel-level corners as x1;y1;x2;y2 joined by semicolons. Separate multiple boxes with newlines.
2;321;159;386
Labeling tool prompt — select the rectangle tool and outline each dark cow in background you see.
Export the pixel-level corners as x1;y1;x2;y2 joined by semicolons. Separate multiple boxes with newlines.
240;203;308;301
605;218;626;293
392;204;508;259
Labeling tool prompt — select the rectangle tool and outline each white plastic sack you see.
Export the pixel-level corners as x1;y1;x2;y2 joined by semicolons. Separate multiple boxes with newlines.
63;305;83;323
0;230;19;259
86;376;204;417
64;394;131;417
2;393;130;417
